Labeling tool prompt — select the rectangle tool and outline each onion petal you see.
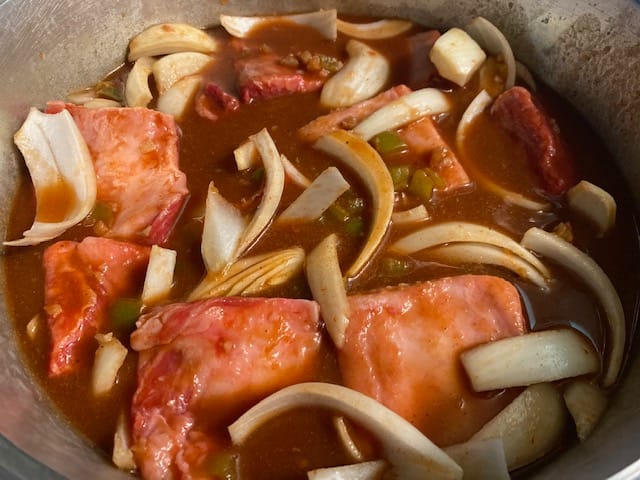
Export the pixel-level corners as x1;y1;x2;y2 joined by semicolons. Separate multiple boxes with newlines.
563;380;608;442
281;154;311;188
429;28;486;87
156;75;202;120
515;61;537;91
444;438;509;480
152;51;213;95
336;18;413;39
125;57;155;107
307;460;388;480
333;416;365;462
391;205;430;226
566;180;616;237
465;17;516;89
128;23;218;61
220;10;337;40
113;412;136;471
141;245;177;306
92;333;128;396
228;382;463;480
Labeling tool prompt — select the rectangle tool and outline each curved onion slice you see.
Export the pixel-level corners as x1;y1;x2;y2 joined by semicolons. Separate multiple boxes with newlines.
352;88;450;141
4;108;97;246
307;460;387;480
321;40;390;109
515;61;537;91
152;52;213;95
234;140;259;170
281;154;311;188
471;383;566;471
278;167;350;222
521;227;624;387
128;23;218;61
461;329;600;392
125;57;155;107
333;416;365;462
220;10;337;40
390;222;551;280
189;247;305;300
427;242;548;289
141;245;177;306
228;382;463;480
444;438;509;480
429;28;486;87
83;99;122;109
314;130;394;279
305;234;350;348
336;18;413;39
465;17;516;90
234;128;285;257
566;180;616;237
113;412;136;471
92;333;128;396
201;182;247;273
563;380;608;442
156;75;202;120
391;205;430;226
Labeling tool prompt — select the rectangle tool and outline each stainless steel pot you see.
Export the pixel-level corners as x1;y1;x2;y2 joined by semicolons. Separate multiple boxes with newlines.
1;1;638;478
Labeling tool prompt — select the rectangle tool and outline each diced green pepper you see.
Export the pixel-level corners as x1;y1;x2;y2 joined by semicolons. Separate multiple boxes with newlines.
389;165;411;191
95;80;123;102
206;451;238;480
344;216;365;237
408;169;434;201
380;256;413;277
372;131;408;155
109;298;142;331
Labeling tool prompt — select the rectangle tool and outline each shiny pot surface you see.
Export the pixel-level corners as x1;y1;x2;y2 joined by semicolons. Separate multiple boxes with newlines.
0;1;639;478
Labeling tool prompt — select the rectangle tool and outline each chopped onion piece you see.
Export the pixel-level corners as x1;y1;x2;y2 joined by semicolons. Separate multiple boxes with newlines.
201;182;247;273
234;140;259;170
391;205;430;225
305;235;350;348
83;98;122;109
125;57;155;107
92;333;128;396
128;23;218;61
190;248;304;300
563;380;608;442
229;382;463;480
465;17;516;89
113;411;136;471
156;75;202;120
26;314;41;341
321;39;390;109
521;227;624;387
462;329;599;392
307;460;387;480
444;438;509;480
141;245;177;306
429;28;486;87
278;167;350;222
566;180;616;237
220;9;337;40
314;130;394;279
515;61;537;91
471;383;567;471
427;242;548;289
234;128;285;257
67;87;98;105
456;90;493;148
281;154;311;188
4;108;97;246
352;88;450;141
336;18;413;39
152;52;213;95
333;416;365;462
390;222;551;280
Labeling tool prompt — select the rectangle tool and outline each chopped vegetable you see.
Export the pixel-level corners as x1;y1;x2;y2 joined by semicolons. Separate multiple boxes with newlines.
388;165;411;190
141;245;177;306
113;412;136;471
336;18;413;39
566;180;617;237
372;131;408;156
152;51;213;95
429;28;487;87
220;10;338;40
563;380;608;442
92;332;128;396
94;80;123;102
465;16;516;90
125;57;155;107
206;450;238;480
444;438;509;480
128;23;218;61
307;460;388;480
333;416;365;462
109;298;142;330
379;256;413;277
234;140;259;170
408;169;435;201
391;205;430;225
156;75;202;120
280;154;312;188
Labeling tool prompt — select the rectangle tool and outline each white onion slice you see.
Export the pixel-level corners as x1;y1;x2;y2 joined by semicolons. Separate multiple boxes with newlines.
563;380;608;442
390;222;551;280
336;18;413;39
220;10;337;40
83;98;122;109
5;108;97;246
141;245;177;306
152;51;213;95
156;75;202;120
566;180;617;237
465;17;516;89
333;416;365;462
92;333;128;396
234;140;259;171
307;460;387;480
391;205;430;226
125;57;155;107
305;234;350;348
314;130;394;279
444;438;509;480
234;128;285;257
352;88;450;141
521;227;624;387
113;412;136;471
128;23;218;61
471;383;567;471
321;39;390;109
429;28;486;87
461;329;599;392
228;382;463;480
278;167;350;222
281;154;311;188
515;61;537;91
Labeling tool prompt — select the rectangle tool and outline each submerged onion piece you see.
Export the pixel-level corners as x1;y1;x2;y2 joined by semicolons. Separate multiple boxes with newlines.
465;17;516;90
141;245;177;306
352;88;450;141
113;411;136;471
220;9;337;40
307;460;387;480
128;23;218;61
471;383;567;471
390;222;551;280
515;61;537;91
461;329;600;392
278;166;350;222
152;51;213;95
563;380;608;442
321;39;390;109
190;247;304;300
234;128;286;257
281;154;311;188
125;56;155;107
306;234;350;348
444;438;509;480
333;416;365;462
229;382;463;480
26;315;41;341
429;28;486;87
234;140;259;171
336;18;413;39
566;180;617;237
156;75;202;120
521;227;624;387
314;130;394;279
391;205;430;225
4;108;97;246
427;242;548;289
92;333;128;396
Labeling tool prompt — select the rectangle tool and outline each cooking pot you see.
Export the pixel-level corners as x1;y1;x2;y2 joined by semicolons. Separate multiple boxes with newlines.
0;0;639;478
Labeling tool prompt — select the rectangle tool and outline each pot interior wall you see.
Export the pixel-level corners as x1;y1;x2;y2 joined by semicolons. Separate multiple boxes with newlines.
0;0;638;478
